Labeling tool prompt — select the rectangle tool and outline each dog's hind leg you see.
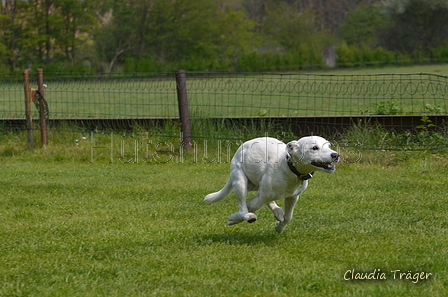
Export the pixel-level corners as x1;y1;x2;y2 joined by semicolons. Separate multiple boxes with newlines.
227;171;257;225
267;201;284;222
275;196;299;234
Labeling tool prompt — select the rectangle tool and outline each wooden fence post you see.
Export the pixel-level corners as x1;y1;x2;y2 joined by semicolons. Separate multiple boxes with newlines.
37;68;48;146
23;70;34;150
175;70;192;150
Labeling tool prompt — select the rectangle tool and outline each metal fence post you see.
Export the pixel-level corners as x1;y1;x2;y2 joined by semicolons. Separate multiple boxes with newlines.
37;69;48;146
23;70;34;150
175;70;192;150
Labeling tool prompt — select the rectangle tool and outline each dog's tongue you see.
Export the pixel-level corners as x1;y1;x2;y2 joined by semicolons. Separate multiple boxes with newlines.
311;162;334;170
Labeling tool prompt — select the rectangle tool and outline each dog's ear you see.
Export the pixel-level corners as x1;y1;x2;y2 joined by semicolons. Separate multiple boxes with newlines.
286;141;299;155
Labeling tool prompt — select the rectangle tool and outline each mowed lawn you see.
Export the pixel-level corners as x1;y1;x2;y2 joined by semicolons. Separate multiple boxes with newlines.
1;151;448;296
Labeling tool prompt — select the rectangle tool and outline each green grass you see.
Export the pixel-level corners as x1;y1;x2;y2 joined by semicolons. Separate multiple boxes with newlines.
1;134;448;296
2;64;447;119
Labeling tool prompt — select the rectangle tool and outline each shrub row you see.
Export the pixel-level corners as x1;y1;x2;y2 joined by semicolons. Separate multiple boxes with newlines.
4;45;448;73
335;43;448;68
121;44;448;72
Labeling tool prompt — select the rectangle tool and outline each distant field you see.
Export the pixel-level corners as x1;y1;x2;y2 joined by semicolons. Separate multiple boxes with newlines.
1;64;447;119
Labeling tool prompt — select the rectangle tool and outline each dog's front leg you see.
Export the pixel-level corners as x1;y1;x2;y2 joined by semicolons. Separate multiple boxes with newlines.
275;196;299;234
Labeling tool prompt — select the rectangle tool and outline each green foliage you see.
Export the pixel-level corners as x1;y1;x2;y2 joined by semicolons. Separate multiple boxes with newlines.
123;57;160;72
32;61;95;73
335;42;402;67
365;98;404;115
381;0;448;58
0;0;99;72
335;42;356;67
105;0;258;72
376;99;403;115
424;103;446;115
343;122;448;151
339;3;387;47
258;2;332;70
0;62;10;73
408;116;448;146
431;44;448;63
235;47;326;72
263;5;322;50
415;115;437;130
2;0;448;72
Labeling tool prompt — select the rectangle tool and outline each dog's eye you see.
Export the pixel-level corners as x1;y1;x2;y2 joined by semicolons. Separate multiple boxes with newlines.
312;146;319;150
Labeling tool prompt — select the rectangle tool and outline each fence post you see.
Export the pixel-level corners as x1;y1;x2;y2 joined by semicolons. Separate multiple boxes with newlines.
23;70;34;150
37;69;48;146
175;70;192;150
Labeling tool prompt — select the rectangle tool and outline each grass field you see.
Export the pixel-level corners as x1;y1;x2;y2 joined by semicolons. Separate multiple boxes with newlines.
1;132;448;296
1;64;448;296
2;64;447;119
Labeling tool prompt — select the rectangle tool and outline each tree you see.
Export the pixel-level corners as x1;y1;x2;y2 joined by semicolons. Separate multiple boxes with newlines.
339;3;387;47
0;0;35;71
96;0;256;72
144;0;248;65
0;0;101;71
95;0;142;72
263;1;320;50
53;0;100;62
380;0;448;59
261;0;334;67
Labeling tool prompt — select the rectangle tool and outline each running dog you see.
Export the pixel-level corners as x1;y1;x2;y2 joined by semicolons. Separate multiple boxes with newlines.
204;136;340;233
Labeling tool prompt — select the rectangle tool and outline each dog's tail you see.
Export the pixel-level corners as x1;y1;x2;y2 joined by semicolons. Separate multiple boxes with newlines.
204;180;233;203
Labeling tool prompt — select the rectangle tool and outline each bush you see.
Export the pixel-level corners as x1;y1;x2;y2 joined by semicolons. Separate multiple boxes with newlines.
123;57;160;72
363;99;404;115
335;42;356;67
432;45;448;63
235;46;326;72
335;43;414;67
30;61;95;73
0;63;10;73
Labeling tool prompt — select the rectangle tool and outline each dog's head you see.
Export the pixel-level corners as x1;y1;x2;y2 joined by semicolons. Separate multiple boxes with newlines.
287;136;339;173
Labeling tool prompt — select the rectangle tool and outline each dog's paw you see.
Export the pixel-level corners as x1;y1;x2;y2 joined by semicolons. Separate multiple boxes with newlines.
244;212;257;223
275;221;286;234
227;212;257;225
272;208;284;222
227;212;245;225
227;217;244;225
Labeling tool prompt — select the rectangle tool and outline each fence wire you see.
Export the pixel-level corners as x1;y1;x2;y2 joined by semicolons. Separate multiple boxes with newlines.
1;71;447;150
186;72;448;117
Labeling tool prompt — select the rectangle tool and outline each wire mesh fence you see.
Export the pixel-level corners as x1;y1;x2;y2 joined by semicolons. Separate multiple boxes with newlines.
1;71;447;150
187;72;448;117
1;72;177;119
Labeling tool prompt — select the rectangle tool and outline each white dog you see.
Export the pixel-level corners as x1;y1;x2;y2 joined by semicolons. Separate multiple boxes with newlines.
204;136;339;233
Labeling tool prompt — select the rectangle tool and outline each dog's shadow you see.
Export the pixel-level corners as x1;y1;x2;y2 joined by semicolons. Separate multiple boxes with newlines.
195;231;281;246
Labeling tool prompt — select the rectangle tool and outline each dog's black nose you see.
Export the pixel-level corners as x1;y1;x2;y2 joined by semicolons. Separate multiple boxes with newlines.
331;152;340;161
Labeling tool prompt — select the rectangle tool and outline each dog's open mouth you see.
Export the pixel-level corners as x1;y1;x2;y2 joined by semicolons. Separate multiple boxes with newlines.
311;162;335;171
